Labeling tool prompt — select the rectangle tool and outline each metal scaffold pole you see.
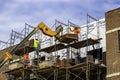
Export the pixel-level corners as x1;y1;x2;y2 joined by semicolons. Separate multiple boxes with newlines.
86;13;90;80
86;14;101;80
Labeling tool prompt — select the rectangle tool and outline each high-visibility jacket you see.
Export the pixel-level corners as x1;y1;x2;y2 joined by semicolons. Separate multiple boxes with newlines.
34;39;39;48
71;29;80;35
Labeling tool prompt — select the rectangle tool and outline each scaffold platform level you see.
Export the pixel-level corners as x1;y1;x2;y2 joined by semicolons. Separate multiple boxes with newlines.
14;46;34;56
0;38;101;56
58;33;78;43
5;61;106;80
69;38;101;49
40;38;101;53
0;39;34;56
40;43;66;53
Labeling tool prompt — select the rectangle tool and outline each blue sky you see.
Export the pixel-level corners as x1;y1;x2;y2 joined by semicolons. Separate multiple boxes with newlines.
0;0;120;42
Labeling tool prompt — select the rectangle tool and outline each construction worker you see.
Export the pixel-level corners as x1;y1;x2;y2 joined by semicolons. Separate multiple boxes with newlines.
34;39;40;57
56;55;61;67
22;53;30;69
70;27;80;40
21;53;30;80
75;52;81;64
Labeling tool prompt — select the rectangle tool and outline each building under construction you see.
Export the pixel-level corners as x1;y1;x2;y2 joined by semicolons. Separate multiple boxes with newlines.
0;7;119;80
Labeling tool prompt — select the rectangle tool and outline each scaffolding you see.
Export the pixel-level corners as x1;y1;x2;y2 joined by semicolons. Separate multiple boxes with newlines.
0;40;9;49
4;38;106;80
1;15;106;80
0;23;36;49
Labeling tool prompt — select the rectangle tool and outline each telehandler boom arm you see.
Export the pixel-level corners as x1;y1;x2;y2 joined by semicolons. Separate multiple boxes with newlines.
0;22;58;68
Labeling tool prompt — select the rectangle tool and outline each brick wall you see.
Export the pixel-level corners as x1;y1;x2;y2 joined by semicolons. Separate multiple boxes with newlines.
106;8;120;80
